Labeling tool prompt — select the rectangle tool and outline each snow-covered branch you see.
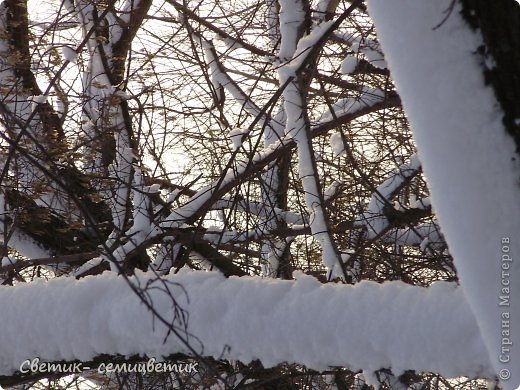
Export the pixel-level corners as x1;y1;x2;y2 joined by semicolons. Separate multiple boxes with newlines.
0;271;493;380
278;0;345;279
355;154;422;237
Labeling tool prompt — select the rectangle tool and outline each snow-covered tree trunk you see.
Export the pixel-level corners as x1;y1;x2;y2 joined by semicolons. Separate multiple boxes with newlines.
278;0;345;280
260;0;292;278
367;0;520;387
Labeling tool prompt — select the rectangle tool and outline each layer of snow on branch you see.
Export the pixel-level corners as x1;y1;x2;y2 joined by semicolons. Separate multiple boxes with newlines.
61;46;77;63
351;39;387;70
357;154;420;237
340;55;358;74
0;196;51;260
319;87;385;123
161;140;290;228
0;271;493;379
280;20;335;79
278;0;307;60
367;0;520;387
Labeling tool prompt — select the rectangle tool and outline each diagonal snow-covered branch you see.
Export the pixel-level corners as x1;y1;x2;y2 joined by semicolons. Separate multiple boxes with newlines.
198;33;285;151
161;96;398;230
0;271;493;380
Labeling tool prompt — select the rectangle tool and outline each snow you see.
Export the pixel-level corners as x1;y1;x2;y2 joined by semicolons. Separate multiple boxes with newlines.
201;37;286;152
284;79;342;276
28;95;48;111
324;180;341;201
284;20;335;74
278;0;307;61
4;231;51;260
340;55;358;74
119;0;140;25
162;142;299;229
358;45;387;70
318;87;385;123
329;132;345;157
201;40;225;105
212;198;305;225
28;95;47;104
228;128;246;150
379;222;443;252
261;109;297;277
163;185;216;228
278;18;335;83
357;154;421;237
0;271;494;379
0;196;51;260
367;0;520;387
204;227;250;245
163;83;382;231
315;0;330;15
61;46;77;63
261;239;285;277
147;183;161;193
